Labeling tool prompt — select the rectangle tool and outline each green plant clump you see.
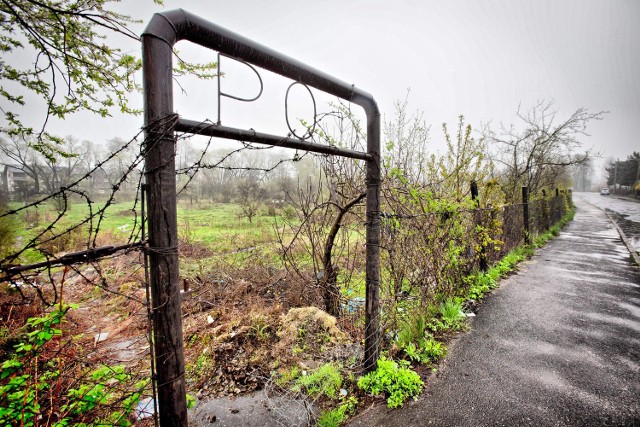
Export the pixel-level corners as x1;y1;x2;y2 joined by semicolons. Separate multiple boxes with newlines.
0;304;145;426
317;396;358;427
357;357;423;409
403;336;446;364
439;299;465;330
293;363;343;399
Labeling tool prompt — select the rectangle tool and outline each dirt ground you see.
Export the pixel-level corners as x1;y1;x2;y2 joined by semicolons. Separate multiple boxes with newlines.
1;246;369;425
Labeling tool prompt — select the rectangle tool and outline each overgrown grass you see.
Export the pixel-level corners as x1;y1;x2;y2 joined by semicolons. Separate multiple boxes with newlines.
317;396;358;427
292;363;343;399
177;203;283;253
4;200;294;266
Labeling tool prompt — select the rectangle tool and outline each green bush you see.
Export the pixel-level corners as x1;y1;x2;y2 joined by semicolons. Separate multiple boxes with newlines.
357;357;423;408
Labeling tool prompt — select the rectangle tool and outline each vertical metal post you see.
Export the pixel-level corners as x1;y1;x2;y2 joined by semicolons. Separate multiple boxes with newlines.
141;183;160;427
522;186;530;245
142;35;188;426
364;109;381;373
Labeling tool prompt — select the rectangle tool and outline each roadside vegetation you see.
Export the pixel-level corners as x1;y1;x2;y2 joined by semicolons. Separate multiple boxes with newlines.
1;104;578;424
0;1;596;424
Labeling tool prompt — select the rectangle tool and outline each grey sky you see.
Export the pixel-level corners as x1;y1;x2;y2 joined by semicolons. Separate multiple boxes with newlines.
29;0;640;176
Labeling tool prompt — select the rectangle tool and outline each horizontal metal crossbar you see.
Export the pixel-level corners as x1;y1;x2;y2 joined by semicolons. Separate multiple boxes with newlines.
176;119;370;161
143;9;379;117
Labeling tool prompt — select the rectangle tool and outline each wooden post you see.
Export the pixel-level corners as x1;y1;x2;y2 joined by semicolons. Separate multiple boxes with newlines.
142;32;188;426
522;186;530;245
470;181;479;202
471;181;487;271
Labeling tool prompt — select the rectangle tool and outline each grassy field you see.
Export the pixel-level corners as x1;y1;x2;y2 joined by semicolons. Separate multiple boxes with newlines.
4;199;372;301
5;199;290;263
177;202;281;253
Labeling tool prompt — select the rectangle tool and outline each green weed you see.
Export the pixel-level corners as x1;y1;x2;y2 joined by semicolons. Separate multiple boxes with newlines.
274;366;301;388
439;298;465;330
396;314;430;349
248;316;272;340
357;357;423;409
403;336;446;364
0;305;145;426
293;363;343;399
317;396;358;427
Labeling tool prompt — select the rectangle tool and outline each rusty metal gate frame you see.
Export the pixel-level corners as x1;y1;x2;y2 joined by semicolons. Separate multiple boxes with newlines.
142;9;380;425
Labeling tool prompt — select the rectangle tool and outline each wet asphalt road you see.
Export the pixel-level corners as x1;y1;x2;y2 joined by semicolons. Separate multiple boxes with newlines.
577;192;640;257
349;196;640;426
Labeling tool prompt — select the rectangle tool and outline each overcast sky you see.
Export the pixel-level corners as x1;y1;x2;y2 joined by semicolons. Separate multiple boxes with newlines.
26;0;640;177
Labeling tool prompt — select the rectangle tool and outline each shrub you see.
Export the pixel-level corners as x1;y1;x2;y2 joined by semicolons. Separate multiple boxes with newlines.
357;357;423;408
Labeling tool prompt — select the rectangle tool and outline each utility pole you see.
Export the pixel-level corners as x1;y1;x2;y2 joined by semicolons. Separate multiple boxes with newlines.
613;159;618;195
635;157;640;199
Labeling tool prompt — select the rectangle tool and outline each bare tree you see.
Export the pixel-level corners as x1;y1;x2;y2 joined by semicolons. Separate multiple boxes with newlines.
279;104;367;316
39;136;89;195
237;176;264;223
0;135;95;202
485;101;605;201
0;136;43;197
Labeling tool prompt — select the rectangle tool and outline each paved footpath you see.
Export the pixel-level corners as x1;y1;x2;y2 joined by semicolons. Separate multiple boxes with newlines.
349;197;640;426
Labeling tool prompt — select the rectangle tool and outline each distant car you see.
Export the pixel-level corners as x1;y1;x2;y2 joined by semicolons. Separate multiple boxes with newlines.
600;188;610;195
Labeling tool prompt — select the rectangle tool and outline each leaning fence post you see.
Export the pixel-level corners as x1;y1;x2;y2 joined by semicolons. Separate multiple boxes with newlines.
522;186;530;245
